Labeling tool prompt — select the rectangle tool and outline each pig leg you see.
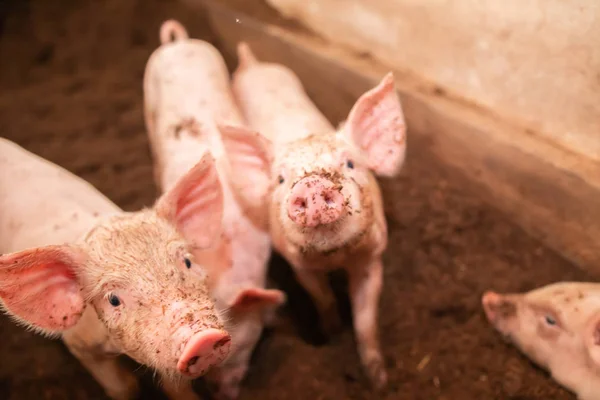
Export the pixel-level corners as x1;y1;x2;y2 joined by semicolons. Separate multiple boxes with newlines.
348;259;387;389
63;342;139;400
161;379;201;400
294;268;341;335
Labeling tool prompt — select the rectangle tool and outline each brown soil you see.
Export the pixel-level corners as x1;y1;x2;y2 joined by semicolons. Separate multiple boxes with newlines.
0;1;591;399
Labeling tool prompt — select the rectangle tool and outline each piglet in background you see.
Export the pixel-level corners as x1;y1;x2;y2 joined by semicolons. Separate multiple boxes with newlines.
221;43;407;388
143;20;286;399
483;283;600;400
0;139;230;400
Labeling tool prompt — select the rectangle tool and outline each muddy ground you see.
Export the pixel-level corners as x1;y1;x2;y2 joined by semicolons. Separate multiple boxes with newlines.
0;0;593;399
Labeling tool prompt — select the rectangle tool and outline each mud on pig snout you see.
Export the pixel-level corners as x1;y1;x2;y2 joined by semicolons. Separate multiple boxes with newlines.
287;175;345;227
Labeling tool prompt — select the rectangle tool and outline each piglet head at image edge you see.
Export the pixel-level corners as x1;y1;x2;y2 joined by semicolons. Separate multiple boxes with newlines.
483;282;600;400
0;152;231;382
220;45;407;255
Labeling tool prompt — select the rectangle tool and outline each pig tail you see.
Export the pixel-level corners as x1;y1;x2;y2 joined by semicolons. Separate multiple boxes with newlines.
160;19;189;44
237;42;258;69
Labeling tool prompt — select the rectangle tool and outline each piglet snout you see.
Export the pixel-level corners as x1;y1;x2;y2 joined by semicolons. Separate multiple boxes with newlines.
482;291;516;323
177;329;231;377
288;176;344;227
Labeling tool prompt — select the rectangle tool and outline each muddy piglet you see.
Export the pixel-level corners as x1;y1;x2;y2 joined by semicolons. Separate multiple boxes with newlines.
143;20;286;399
483;282;600;400
0;138;230;400
220;43;407;388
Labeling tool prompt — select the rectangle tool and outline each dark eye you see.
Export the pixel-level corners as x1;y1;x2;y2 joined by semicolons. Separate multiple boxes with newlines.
545;315;556;326
346;160;354;169
108;294;121;307
184;257;192;269
278;175;285;184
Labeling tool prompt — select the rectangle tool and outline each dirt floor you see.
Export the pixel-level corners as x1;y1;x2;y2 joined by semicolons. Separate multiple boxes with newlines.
0;0;594;399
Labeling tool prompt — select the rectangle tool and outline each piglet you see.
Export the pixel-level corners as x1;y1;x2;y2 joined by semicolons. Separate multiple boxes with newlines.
143;20;286;399
0;138;230;400
483;283;600;400
220;43;407;388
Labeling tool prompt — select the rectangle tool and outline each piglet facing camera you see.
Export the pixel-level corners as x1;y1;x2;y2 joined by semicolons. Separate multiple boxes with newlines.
222;43;407;389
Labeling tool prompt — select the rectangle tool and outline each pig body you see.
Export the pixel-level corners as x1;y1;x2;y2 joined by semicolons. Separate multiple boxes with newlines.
0;138;231;400
143;21;285;399
223;44;407;388
483;283;600;400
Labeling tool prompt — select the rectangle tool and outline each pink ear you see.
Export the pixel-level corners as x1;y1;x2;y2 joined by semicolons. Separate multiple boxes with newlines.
219;125;273;226
0;245;86;333
229;288;286;312
345;72;407;177
156;152;224;249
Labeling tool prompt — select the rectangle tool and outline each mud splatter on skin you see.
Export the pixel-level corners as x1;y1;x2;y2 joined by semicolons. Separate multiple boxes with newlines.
173;117;202;139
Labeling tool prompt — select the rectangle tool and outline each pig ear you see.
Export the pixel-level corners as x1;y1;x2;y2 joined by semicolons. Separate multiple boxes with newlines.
219;124;273;226
345;72;407;177
0;245;87;334
229;288;286;312
155;152;224;249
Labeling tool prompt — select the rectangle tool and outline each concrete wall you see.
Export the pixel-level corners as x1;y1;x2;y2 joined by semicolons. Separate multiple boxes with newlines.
267;0;600;161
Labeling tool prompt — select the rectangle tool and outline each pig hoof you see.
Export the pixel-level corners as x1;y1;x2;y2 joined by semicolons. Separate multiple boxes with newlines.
366;358;388;390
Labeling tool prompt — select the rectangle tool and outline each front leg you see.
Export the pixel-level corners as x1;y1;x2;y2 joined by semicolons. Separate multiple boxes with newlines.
348;258;387;389
161;378;201;400
294;267;341;335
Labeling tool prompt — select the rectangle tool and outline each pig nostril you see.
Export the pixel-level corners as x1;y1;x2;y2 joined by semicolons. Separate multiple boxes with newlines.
323;193;334;206
294;198;307;211
213;336;231;349
187;356;199;368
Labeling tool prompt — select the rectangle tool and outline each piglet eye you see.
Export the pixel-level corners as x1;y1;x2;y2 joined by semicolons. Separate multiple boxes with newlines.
545;315;556;326
346;160;354;169
108;294;121;307
184;257;192;269
278;175;285;184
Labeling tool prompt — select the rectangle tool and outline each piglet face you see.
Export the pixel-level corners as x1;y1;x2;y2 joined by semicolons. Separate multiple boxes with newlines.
84;213;230;380
483;282;600;394
271;134;374;252
0;154;232;381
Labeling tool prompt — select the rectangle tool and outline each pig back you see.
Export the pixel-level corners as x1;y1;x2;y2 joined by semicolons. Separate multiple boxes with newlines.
233;61;335;146
144;39;244;192
0;139;121;254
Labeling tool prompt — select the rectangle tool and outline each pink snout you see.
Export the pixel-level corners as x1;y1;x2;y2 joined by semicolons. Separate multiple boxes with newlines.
287;176;345;227
177;329;231;378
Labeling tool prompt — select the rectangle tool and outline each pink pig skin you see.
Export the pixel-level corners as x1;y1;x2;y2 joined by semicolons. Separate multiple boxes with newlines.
0;138;231;400
222;43;407;389
483;282;600;400
143;20;286;400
